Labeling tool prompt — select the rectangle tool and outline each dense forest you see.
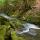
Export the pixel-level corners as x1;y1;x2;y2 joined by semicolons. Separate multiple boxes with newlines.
0;0;40;40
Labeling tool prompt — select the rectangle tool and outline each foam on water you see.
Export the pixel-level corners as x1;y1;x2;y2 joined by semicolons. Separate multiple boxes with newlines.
17;23;40;36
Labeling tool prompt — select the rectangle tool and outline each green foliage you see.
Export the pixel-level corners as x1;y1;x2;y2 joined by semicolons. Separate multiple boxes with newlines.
0;0;6;8
0;0;40;40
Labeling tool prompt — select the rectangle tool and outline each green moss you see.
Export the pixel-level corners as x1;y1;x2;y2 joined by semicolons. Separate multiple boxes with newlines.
0;25;7;40
11;31;25;40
